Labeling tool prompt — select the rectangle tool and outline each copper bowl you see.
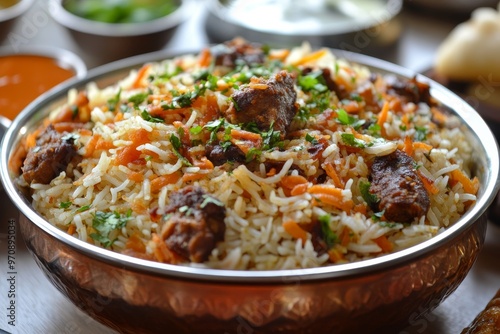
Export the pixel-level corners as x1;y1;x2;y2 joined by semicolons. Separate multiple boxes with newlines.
1;49;499;334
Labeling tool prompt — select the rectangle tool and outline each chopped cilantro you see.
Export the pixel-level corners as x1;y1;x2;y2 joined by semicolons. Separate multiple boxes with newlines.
140;110;164;123
298;71;328;93
59;201;72;209
246;147;262;162
305;133;319;145
318;214;338;248
170;134;192;167
76;205;91;213
200;194;224;208
189;125;203;135
128;92;149;106
359;181;379;208
107;88;122;112
367;123;381;137
341;133;366;148
90;210;132;248
414;126;428;141
260;122;283;151
378;221;398;228
336;109;365;129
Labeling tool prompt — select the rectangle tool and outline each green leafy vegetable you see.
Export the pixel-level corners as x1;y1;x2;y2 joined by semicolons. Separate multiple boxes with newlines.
128;92;149;106
336;108;365;129
318;214;338;248
298;71;328;93
107;88;122;112
90;210;132;248
414;126;428;141
59;201;72;209
341;133;366;148
140;110;164;123
305;133;318;145
200;195;224;209
359;181;379;208
170;134;192;167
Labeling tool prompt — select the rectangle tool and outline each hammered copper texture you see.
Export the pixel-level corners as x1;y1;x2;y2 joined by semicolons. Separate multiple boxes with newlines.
19;213;486;334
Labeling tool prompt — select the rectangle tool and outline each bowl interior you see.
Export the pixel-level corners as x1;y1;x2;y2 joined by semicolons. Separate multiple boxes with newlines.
1;47;499;283
0;0;33;22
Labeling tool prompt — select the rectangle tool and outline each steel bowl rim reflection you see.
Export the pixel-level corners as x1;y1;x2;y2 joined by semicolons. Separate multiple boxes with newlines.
1;47;498;283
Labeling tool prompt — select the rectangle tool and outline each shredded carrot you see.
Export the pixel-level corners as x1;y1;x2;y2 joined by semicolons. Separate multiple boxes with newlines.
282;220;308;242
292;48;328;66
84;134;101;158
339;227;351;247
353;203;368;215
328;248;345;263
377;101;390;137
431;107;448;126
150;172;181;192
417;170;439;195
374;235;393;253
198;48;212;67
269;48;290;61
230;128;262;142
266;168;277;177
52;106;74;123
413;142;433;151
79;128;93;136
310;193;354;212
450;169;480;194
131;64;152;89
403;135;413;156
114;128;150;166
182;173;206;183
281;175;308;189
128;171;144;183
126;232;146;253
308;184;343;197
290;183;308;196
67;224;76;235
95;137;115;150
152;233;180;264
25;127;42;149
113;111;124;123
193;157;214;170
131;199;148;214
324;163;344;188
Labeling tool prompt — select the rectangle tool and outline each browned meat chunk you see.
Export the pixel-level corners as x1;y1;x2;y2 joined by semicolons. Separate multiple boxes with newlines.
386;75;432;105
212;38;265;68
369;150;430;223
205;143;245;166
21;125;77;185
462;289;500;334
226;70;297;135
160;186;226;263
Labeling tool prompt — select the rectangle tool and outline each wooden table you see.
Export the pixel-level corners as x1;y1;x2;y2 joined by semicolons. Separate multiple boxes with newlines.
1;2;499;333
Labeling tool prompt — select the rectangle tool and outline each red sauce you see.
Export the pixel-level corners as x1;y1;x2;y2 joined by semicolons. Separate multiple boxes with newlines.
0;55;76;120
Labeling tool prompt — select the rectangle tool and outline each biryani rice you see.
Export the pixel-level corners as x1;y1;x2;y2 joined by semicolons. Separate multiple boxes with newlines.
22;40;478;270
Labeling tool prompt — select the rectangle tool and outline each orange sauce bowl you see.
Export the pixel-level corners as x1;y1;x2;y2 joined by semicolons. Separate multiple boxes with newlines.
0;46;87;123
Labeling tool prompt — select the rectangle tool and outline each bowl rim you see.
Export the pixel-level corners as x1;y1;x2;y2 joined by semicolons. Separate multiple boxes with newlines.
1;47;499;283
0;0;34;22
206;0;403;37
48;0;193;37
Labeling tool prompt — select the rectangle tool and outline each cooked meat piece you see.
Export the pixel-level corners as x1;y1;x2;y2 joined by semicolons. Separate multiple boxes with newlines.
369;150;430;223
462;289;500;334
212;38;265;68
160;186;226;263
205;143;245;166
226;70;297;135
21;125;77;185
386;75;432;105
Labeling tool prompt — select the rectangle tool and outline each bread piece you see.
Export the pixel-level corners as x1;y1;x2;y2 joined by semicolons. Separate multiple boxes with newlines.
462;289;500;333
435;5;500;82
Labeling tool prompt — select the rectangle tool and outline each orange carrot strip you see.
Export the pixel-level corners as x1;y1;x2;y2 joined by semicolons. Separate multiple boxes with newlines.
413;142;433;151
324;163;344;188
126;232;146;253
340;227;351;247
292;49;328;66
281;175;308;189
266;168;277;177
374;235;393;253
308;184;343;197
328;248;345;263
95;138;115;150
417;170;439;195
131;64;152;89
198;48;212;67
113;111;124;123
450;169;480;194
282;220;308;242
182;173;206;183
67;224;76;235
128;172;144;183
377;101;390;137
290;183;308;196
353;203;368;215
84;134;101;158
193;157;214;170
25;127;42;149
311;193;354;212
230;128;262;142
269;49;290;61
403;136;413;156
150;172;181;192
